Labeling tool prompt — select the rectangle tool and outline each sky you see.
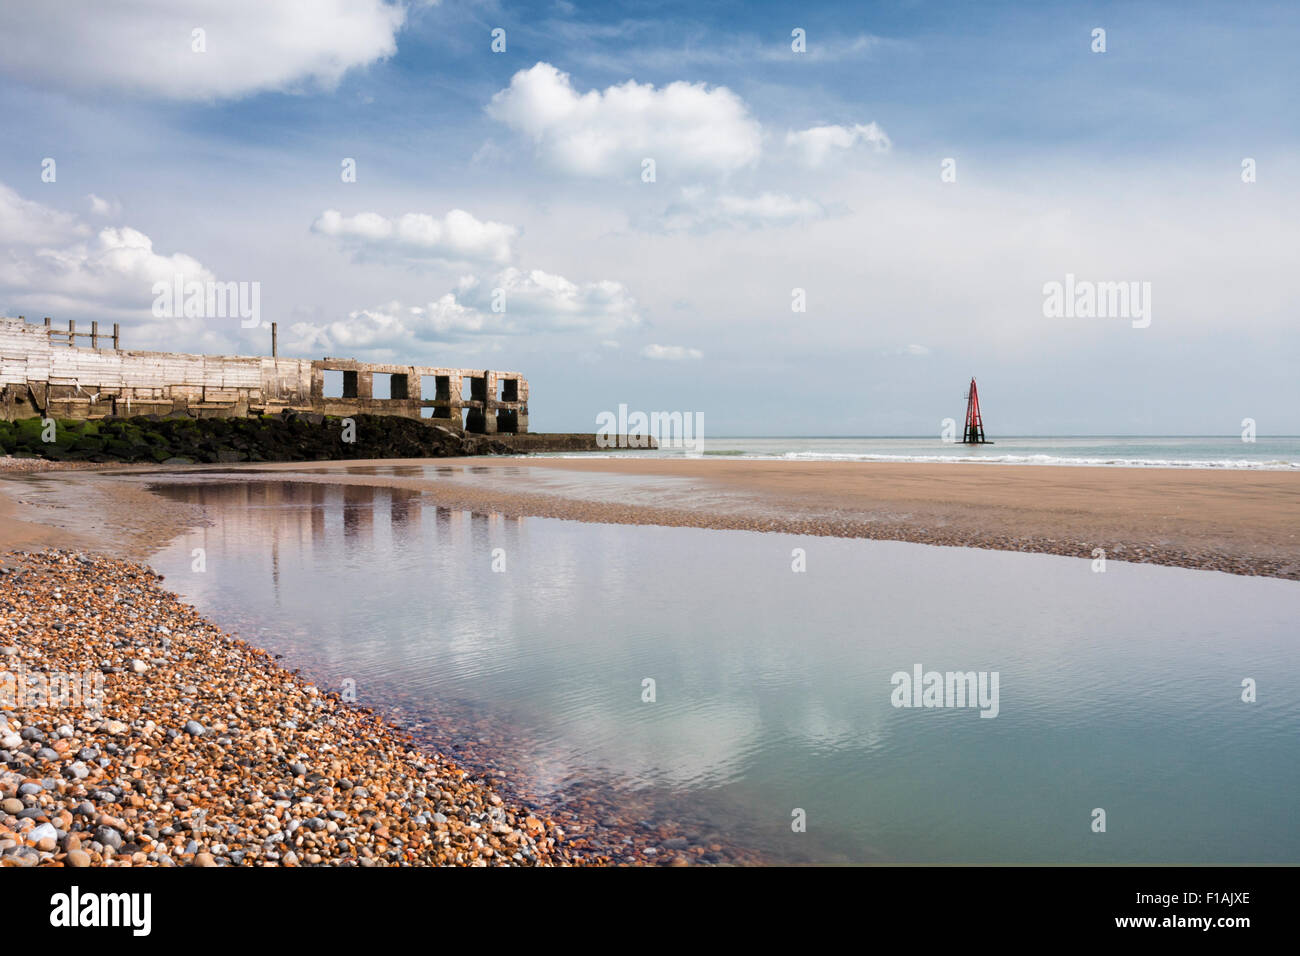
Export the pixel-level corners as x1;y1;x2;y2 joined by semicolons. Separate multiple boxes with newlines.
0;0;1296;435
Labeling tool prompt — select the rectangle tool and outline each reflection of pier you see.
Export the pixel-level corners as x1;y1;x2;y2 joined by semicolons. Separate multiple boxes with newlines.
159;480;524;582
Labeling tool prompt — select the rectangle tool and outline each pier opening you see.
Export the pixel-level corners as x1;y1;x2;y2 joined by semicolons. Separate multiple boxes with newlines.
496;409;519;433
422;375;451;401
463;374;487;402
322;369;353;399
499;378;519;402
463;408;487;434
372;373;408;400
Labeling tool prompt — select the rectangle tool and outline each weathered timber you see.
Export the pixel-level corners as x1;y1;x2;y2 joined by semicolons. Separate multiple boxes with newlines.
0;317;528;433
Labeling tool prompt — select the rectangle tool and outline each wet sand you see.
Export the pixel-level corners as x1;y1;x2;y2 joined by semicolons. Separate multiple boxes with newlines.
246;457;1300;579
2;456;1299;578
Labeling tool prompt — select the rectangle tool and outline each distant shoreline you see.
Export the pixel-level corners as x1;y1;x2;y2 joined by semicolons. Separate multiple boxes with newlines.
2;456;1297;580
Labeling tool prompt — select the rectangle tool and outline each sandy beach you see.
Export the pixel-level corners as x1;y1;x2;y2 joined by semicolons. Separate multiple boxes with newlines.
2;456;1298;578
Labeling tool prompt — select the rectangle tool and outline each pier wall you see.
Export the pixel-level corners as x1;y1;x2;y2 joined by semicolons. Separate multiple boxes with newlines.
0;317;528;433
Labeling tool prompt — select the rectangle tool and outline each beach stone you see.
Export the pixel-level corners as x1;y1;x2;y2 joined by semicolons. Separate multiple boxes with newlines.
0;549;590;870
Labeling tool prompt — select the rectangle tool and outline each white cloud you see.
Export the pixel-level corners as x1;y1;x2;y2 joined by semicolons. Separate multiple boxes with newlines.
786;122;891;167
0;182;214;320
487;62;762;178
289;266;640;357
655;188;824;232
0;0;407;101
641;344;703;360
312;208;517;267
87;194;122;218
0;182;90;247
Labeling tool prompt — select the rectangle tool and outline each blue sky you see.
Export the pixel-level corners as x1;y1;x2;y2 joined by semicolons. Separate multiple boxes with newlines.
0;0;1296;434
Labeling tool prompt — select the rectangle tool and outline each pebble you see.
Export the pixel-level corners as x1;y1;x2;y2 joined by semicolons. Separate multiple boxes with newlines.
0;549;591;867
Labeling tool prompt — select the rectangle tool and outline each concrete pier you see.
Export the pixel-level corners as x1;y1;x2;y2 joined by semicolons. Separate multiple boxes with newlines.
0;317;528;433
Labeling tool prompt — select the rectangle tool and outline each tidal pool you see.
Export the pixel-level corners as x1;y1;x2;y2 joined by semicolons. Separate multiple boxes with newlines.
144;476;1300;864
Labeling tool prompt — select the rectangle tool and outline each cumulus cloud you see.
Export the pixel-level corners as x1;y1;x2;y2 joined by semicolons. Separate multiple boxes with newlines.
0;182;90;247
786;122;891;167
0;0;407;101
289;266;640;357
487;62;762;178
312;208;517;267
0;182;214;320
87;194;123;218
641;344;703;360
654;187;824;232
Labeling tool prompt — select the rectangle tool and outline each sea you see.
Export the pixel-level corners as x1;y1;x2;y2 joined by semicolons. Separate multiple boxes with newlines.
550;435;1300;470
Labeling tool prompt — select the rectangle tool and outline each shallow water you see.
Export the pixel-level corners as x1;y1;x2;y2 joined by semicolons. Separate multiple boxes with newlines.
558;435;1300;470
144;476;1300;864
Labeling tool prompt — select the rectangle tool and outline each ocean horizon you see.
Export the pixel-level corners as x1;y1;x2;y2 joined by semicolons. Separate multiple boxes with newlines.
547;435;1300;470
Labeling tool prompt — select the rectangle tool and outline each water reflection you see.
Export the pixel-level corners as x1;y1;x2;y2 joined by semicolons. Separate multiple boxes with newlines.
144;477;1300;864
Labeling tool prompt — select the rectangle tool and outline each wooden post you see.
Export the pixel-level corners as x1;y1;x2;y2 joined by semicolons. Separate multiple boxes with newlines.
68;319;76;346
272;322;278;358
92;321;100;349
112;323;120;350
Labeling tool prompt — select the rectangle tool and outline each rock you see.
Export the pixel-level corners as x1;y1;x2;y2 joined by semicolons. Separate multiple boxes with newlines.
183;720;205;736
131;659;149;674
93;826;123;850
194;852;216;867
66;849;92;867
1;798;22;815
